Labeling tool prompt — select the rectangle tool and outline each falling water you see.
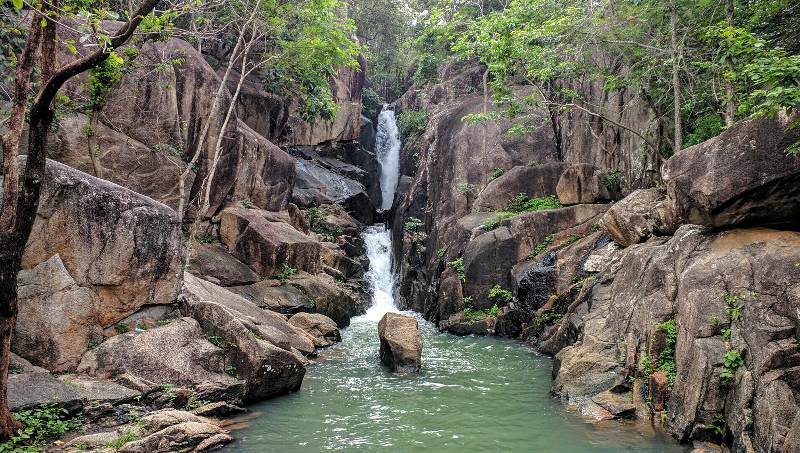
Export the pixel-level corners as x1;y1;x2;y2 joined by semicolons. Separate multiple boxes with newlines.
375;107;401;211
360;225;400;321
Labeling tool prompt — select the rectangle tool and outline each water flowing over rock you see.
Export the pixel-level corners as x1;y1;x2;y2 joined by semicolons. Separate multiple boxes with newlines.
376;108;402;210
378;313;423;373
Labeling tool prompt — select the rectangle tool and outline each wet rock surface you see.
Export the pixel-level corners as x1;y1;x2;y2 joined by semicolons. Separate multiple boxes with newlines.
378;313;423;373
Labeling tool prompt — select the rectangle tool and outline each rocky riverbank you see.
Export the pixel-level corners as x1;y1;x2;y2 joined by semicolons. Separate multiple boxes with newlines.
390;59;800;452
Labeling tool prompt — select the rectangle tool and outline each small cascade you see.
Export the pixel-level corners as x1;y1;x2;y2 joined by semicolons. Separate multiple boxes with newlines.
360;225;399;321
375;106;401;211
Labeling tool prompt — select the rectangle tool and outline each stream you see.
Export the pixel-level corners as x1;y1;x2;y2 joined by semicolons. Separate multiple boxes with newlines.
222;107;686;452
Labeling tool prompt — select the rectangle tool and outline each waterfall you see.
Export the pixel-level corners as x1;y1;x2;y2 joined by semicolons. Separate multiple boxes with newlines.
360;225;399;321
358;106;402;321
375;107;401;211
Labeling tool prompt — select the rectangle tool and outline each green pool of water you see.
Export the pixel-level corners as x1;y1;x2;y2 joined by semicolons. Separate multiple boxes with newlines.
223;315;686;452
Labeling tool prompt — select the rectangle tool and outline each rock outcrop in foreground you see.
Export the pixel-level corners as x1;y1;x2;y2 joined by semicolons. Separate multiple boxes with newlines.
378;313;423;373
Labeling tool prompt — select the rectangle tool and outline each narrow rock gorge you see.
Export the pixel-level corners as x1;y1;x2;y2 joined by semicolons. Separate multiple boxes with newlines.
1;1;798;452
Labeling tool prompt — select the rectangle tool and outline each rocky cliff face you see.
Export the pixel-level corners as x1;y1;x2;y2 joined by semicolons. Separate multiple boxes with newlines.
8;29;377;450
391;58;800;451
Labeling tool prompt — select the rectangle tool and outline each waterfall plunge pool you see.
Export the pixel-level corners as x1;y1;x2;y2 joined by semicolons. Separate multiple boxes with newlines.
222;227;686;452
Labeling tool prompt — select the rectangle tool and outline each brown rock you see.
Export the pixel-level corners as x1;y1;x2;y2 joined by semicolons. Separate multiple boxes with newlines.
556;163;610;205
649;371;669;412
663;111;800;229
77;317;244;403
21;158;181;328
439;312;497;336
600;188;676;247
288;272;366;327
591;390;636;418
474;163;570;212
289;312;341;348
228;280;311;315
232;120;295;211
187;242;260;287
13;255;102;372
378;313;423;373
180;273;311;401
219;206;321;277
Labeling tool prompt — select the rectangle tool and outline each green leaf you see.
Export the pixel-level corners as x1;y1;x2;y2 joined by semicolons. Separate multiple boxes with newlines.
12;0;22;9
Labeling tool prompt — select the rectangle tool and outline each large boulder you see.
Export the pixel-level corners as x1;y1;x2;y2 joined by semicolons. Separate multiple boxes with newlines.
288;312;341;348
51;113;184;209
288;272;366;327
292;157;374;224
21;159;181;328
600;188;677;247
219;206;321;277
229;280;312;315
378;313;423;373
281;57;366;146
13;255;102;372
231;120;295;211
555;163;611;205
94;38;239;217
180;273;310;401
187;242;260;287
8;354;82;412
65;409;231;453
662;111;800;228
549;226;800;452
78;317;244;403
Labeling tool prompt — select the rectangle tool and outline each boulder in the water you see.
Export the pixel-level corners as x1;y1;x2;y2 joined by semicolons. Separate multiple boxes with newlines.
377;313;422;373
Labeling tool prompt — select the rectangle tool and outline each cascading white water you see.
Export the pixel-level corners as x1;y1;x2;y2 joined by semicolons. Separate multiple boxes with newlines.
375;107;401;211
360;225;399;321
357;105;403;321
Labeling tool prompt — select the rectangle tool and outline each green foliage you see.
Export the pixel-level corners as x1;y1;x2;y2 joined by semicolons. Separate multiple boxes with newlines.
720;349;744;386
448;257;465;282
0;404;81;452
436;247;446;259
207;335;225;348
413;53;441;87
710;414;727;439
396;110;429;140
530;234;555;257
725;294;743;322
489;168;505;181
361;88;384;120
488;284;513;303
305;207;342;242
87;51;125;111
274;264;297;286
403;217;424;233
196;232;216;244
600;170;621;189
505;194;562;214
721;327;732;341
485;194;562;231
685;113;724;147
225;365;240;379
186;395;211;411
239;199;254;209
559;234;582;246
533;310;562;328
106;430;138;449
457;182;476;195
655;319;678;389
114;323;130;334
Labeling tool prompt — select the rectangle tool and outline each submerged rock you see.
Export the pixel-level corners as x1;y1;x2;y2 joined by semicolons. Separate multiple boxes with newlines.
378;313;423;373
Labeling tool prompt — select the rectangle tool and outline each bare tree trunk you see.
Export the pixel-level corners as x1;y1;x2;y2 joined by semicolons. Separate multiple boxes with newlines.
724;0;736;127
670;0;683;152
86;114;104;178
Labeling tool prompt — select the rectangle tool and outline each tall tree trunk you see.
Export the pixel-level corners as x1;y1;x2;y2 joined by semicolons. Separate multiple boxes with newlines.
724;0;736;127
0;13;43;440
670;0;683;152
